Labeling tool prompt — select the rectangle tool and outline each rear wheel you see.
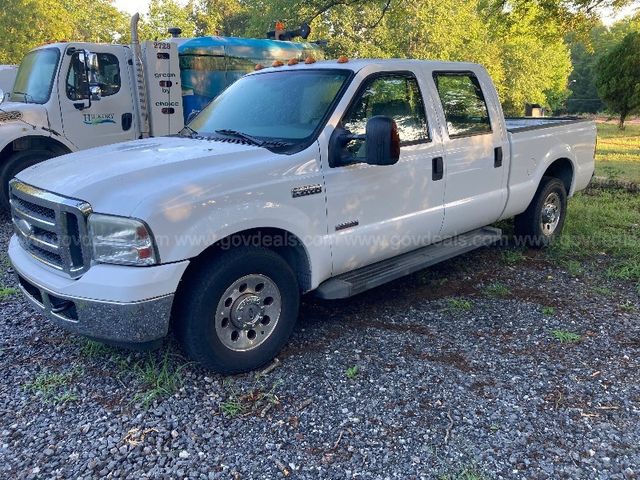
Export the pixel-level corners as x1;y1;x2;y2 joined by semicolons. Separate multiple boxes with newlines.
0;150;56;211
175;247;300;374
514;176;567;248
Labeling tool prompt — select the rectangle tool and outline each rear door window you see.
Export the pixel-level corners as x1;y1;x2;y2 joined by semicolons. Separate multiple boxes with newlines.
433;73;492;138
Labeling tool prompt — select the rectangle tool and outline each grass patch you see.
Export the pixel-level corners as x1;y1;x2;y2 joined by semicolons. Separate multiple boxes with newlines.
562;259;585;277
26;369;80;403
345;365;359;379
595;123;640;184
502;249;525;265
218;378;283;418
551;329;581;343
549;125;640;283
132;352;186;407
542;306;555;316
0;287;18;300
482;282;510;298
591;285;613;296
78;339;112;357
438;466;488;480
619;301;637;313
447;298;473;312
550;188;640;281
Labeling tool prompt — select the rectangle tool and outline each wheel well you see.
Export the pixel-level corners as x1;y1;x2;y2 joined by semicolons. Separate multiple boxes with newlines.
543;158;573;194
183;228;312;293
0;136;71;164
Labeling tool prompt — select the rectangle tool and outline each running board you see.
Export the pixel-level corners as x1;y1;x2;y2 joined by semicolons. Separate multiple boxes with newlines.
315;227;502;299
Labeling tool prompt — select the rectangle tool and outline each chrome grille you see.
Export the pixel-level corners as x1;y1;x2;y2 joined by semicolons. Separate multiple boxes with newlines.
10;180;92;278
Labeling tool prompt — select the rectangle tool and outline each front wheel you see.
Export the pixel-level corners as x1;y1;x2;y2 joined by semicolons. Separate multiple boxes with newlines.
0;150;56;212
175;247;300;374
514;176;567;248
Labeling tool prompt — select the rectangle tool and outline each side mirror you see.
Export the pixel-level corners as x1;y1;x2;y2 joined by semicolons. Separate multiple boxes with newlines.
86;52;101;101
329;115;400;168
186;109;201;124
364;116;400;166
90;85;102;101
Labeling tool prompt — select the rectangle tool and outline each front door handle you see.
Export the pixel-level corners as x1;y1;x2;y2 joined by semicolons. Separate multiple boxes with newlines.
432;157;444;181
494;146;503;168
122;113;133;131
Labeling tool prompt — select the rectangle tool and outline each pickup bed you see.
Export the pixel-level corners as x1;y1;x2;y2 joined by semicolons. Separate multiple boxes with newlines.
8;59;596;373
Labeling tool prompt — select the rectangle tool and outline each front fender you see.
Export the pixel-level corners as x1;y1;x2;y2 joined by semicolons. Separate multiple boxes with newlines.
0;123;77;155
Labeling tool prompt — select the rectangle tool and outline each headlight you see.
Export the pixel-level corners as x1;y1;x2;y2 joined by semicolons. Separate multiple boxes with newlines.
88;214;159;266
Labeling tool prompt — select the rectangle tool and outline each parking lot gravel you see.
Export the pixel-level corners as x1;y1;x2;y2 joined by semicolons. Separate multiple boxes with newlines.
0;213;639;479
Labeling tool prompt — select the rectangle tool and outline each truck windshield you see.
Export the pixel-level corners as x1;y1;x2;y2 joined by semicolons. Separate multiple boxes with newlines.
10;48;60;104
188;69;351;144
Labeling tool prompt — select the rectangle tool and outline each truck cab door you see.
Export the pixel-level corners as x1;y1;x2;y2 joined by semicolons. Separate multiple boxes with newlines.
323;71;445;275
430;70;509;237
57;46;137;149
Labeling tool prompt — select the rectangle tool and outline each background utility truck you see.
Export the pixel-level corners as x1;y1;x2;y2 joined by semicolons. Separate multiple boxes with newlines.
0;15;323;210
9;59;596;374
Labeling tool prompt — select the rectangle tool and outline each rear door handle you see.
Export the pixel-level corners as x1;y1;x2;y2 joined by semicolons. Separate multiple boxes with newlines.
494;146;503;168
432;157;444;181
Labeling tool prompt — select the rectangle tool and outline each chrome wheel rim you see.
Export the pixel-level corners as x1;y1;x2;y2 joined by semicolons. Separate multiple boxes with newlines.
541;192;561;236
215;274;281;352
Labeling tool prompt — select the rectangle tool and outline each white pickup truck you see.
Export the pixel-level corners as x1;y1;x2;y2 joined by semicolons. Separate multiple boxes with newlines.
8;59;596;373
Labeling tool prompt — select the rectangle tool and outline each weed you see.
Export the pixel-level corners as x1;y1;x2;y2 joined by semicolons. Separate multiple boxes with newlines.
591;285;613;296
54;391;79;403
551;329;581;343
502;249;525;265
619;301;637;313
542;306;556;316
26;369;79;403
607;260;640;281
482;282;510;297
133;352;186;407
218;378;283;418
563;260;585;277
79;339;111;357
0;287;17;300
345;365;359;379
447;298;473;312
220;398;245;417
438;466;488;480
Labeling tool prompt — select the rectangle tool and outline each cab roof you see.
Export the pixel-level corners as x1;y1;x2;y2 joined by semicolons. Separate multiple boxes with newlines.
246;58;485;75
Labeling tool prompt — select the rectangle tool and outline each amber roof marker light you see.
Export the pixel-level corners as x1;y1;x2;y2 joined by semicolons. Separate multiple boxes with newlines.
272;60;284;67
305;56;316;64
337;55;349;64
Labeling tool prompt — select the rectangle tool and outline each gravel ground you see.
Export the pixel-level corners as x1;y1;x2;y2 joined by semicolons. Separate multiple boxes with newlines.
0;214;639;479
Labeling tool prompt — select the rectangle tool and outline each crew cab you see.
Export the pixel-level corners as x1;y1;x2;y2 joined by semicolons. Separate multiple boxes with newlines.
8;59;596;373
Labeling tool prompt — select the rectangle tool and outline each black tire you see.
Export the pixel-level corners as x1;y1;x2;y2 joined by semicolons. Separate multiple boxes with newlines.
0;150;56;211
175;247;300;374
514;176;567;248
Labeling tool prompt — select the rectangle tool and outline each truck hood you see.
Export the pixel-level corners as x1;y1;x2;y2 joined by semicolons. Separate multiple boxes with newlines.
0;102;49;128
16;136;269;216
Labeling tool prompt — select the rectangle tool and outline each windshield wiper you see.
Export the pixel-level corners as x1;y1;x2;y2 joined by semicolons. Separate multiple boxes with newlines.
180;125;198;137
215;129;265;147
12;91;32;104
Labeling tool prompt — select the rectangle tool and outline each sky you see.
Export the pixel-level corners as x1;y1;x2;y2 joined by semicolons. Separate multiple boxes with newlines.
113;0;638;24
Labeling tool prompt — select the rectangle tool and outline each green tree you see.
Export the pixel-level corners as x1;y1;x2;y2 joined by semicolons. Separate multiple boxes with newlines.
596;31;640;129
0;0;72;64
140;0;196;40
0;0;128;65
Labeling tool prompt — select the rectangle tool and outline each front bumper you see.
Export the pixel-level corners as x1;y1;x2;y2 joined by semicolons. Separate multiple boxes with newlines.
16;273;174;344
9;235;189;344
